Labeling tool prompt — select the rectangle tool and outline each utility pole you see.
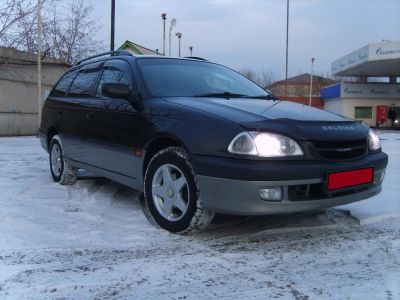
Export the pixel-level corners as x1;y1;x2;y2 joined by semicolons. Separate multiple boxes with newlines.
37;0;42;132
169;18;176;56
162;13;167;56
309;58;315;106
111;0;115;51
176;32;182;57
284;0;289;100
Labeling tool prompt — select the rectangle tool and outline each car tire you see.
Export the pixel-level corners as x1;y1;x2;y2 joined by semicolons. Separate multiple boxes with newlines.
144;146;214;233
49;135;77;185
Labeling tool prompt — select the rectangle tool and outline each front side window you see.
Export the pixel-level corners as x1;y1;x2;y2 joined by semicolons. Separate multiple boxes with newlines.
96;69;132;98
68;70;100;97
138;58;269;98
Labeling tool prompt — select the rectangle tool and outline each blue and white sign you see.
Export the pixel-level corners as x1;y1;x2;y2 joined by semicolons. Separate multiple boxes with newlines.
370;41;400;61
332;41;400;75
341;83;400;99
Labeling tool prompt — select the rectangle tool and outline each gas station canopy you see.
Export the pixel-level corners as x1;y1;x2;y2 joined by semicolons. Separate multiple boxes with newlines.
332;41;400;77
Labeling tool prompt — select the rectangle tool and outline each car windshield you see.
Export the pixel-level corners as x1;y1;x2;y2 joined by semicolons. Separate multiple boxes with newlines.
138;58;271;99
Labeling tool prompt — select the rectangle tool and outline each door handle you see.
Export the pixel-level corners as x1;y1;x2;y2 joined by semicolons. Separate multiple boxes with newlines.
86;113;95;120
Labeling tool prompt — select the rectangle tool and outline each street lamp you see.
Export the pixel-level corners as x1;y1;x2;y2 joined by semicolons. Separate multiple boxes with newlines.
161;13;167;56
111;0;115;51
284;0;289;100
169;18;177;56
176;32;182;57
309;57;315;106
37;0;42;132
189;46;193;56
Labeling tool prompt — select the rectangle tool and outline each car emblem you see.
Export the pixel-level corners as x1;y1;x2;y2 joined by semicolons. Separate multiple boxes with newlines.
336;148;352;152
321;125;355;131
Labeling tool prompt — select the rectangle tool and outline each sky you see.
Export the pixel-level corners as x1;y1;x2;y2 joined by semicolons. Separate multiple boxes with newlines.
88;0;400;80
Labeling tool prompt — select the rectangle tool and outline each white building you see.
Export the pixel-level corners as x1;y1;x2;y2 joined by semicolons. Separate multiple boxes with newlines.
322;41;400;127
0;47;68;136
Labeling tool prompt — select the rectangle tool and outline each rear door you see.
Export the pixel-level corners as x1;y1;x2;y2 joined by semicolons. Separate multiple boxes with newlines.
83;59;140;178
61;64;102;162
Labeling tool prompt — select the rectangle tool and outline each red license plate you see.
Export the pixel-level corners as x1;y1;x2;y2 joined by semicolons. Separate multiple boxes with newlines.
327;168;374;191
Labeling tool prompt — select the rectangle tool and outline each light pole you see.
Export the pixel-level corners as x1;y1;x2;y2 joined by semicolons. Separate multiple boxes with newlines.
111;0;115;51
189;46;193;56
37;0;42;132
176;32;182;57
309;57;315;106
169;18;176;56
161;13;167;56
284;0;289;100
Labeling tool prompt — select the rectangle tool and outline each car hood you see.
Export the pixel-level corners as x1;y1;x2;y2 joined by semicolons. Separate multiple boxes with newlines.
164;97;368;140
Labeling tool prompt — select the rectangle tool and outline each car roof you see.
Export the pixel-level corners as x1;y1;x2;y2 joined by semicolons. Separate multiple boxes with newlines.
74;51;209;68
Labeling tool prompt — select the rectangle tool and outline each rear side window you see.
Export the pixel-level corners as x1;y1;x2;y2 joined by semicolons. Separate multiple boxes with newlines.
51;70;77;97
69;70;100;97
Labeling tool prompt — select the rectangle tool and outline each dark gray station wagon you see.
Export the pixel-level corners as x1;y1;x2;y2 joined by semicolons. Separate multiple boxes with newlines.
39;51;388;232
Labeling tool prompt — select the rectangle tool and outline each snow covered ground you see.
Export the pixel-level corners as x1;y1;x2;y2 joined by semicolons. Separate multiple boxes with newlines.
0;132;399;300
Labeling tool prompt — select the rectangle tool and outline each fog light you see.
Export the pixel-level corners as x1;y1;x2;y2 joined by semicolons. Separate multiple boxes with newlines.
379;170;385;183
373;171;385;184
259;187;282;201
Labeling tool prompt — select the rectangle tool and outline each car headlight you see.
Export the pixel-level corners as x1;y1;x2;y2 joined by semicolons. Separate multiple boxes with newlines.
228;131;303;157
368;128;381;151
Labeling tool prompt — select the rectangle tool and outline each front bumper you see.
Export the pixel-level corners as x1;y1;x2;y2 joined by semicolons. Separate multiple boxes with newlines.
193;152;388;215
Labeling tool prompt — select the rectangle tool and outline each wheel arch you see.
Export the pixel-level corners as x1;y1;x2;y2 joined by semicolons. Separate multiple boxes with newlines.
143;135;190;178
47;127;58;149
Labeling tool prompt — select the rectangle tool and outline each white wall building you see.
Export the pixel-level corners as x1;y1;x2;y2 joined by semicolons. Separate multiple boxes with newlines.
0;47;68;136
322;41;400;127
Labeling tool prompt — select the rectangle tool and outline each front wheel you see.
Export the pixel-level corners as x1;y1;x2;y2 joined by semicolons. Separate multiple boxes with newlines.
49;135;77;185
144;147;214;233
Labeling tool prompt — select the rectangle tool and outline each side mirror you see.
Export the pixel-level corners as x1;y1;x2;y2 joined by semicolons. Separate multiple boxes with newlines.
102;82;131;99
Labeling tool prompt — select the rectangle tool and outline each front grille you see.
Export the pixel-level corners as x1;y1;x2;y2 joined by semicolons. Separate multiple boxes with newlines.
288;183;324;201
311;139;367;160
288;182;371;201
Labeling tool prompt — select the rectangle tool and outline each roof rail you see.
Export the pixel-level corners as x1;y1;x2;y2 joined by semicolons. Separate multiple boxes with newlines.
75;50;132;65
184;56;208;61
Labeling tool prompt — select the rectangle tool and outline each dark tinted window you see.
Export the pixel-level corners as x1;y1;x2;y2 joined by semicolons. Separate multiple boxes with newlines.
51;70;77;97
96;69;132;98
69;70;100;97
138;58;268;98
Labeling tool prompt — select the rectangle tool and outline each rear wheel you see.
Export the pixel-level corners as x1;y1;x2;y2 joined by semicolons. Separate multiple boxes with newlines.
144;147;214;233
49;135;77;185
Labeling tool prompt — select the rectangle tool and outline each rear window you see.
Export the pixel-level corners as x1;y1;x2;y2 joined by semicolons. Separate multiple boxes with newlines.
69;70;100;97
51;70;77;97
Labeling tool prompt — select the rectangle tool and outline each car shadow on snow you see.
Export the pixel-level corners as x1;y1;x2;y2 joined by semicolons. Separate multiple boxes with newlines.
74;172;359;237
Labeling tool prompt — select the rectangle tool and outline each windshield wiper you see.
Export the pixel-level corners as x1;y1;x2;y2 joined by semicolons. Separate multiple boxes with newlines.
243;94;278;100
193;92;246;98
193;92;278;100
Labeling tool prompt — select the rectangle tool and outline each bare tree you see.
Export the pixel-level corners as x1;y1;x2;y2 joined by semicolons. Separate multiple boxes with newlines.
0;0;105;64
238;67;276;89
47;0;104;64
0;0;38;49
